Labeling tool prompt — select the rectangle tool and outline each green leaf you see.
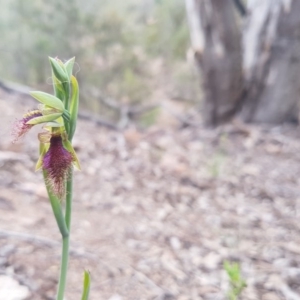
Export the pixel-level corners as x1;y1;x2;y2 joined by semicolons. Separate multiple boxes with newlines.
49;57;69;83
224;261;247;300
68;75;79;141
26;113;62;125
81;271;91;300
30;91;64;111
64;57;75;80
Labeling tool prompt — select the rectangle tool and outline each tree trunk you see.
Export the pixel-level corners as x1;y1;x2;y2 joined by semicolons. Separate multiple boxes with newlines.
185;0;243;126
241;0;300;123
186;0;300;125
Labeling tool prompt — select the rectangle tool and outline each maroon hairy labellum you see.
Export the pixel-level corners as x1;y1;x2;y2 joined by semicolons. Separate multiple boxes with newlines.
43;134;73;200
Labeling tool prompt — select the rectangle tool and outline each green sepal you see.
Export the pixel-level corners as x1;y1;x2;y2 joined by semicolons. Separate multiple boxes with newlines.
49;57;69;84
30;91;64;112
36;142;48;171
35;160;42;171
62;139;81;170
81;271;91;300
64;57;75;80
26;112;62;125
69;75;79;141
35;137;49;171
53;75;65;101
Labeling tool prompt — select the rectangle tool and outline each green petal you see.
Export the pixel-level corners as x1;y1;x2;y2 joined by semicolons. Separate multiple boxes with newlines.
64;57;75;80
52;75;65;101
69;75;79;141
49;57;69;83
30;91;64;111
26;113;62;125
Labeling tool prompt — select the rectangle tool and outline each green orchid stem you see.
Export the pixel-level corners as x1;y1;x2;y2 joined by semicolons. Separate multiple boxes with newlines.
42;169;73;300
56;170;73;300
56;236;70;300
43;171;69;238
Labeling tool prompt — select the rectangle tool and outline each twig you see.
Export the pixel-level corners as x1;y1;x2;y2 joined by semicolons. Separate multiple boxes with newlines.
0;230;173;297
97;91;120;110
128;103;160;116
131;267;173;299
78;111;119;130
0;229;59;247
0;229;96;259
161;103;202;127
0;80;31;95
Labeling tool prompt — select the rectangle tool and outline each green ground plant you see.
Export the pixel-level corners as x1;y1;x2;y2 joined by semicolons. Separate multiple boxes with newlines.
224;261;247;300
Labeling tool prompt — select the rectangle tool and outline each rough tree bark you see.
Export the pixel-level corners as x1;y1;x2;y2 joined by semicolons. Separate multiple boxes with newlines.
185;0;243;125
186;0;300;125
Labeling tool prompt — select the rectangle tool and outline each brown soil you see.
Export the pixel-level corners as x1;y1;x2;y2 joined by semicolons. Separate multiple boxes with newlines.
1;90;300;300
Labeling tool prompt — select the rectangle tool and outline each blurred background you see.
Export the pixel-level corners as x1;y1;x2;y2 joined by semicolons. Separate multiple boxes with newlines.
0;0;201;127
1;0;300;299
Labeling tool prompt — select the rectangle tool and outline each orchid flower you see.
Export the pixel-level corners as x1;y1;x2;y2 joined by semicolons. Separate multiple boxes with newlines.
13;57;90;300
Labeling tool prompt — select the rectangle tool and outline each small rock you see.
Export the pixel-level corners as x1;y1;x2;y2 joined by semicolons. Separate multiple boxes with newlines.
264;274;283;290
262;292;281;300
170;236;182;250
202;252;221;270
0;275;30;300
108;294;123;300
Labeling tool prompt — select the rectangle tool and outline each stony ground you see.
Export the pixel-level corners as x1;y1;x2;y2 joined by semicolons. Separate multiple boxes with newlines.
1;90;300;300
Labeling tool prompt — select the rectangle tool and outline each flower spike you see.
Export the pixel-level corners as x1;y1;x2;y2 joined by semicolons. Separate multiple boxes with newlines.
12;57;87;300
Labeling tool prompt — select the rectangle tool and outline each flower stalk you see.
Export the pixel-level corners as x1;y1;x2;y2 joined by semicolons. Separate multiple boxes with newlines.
13;57;90;299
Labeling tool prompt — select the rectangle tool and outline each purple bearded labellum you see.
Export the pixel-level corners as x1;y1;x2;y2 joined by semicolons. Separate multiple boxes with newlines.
43;133;73;200
12;110;43;142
